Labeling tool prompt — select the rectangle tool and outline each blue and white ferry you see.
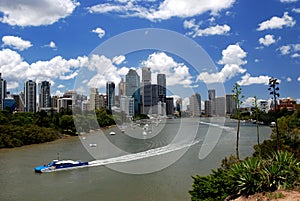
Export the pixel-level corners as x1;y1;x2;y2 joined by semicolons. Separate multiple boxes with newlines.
34;160;89;173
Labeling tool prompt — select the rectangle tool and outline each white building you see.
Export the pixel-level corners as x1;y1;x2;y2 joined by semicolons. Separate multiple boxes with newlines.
120;96;135;117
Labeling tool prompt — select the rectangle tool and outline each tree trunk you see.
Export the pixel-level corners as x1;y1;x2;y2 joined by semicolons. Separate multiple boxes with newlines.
236;118;240;161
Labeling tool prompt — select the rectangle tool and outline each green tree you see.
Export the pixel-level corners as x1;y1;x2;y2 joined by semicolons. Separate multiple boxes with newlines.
268;77;280;150
232;83;244;161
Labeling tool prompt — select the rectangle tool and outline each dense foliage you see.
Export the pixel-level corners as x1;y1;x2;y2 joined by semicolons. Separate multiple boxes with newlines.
190;109;300;200
0;107;115;148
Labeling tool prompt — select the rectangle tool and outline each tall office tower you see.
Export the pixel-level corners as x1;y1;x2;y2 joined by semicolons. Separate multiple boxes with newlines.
207;89;216;116
166;97;174;116
90;88;100;111
24;80;37;112
0;73;7;110
126;69;140;114
120;95;135;117
190;93;201;117
38;81;51;111
106;81;115;111
141;67;152;114
208;89;215;100
215;97;226;117
118;78;126;97
226;94;237;115
157;74;166;103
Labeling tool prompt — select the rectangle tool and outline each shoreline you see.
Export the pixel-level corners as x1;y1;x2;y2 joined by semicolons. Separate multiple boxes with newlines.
0;124;117;151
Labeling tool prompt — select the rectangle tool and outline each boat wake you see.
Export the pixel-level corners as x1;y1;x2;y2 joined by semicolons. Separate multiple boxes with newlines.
88;139;201;167
199;121;235;131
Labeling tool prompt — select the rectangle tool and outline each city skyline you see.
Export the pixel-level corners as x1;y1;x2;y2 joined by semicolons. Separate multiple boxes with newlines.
0;0;299;106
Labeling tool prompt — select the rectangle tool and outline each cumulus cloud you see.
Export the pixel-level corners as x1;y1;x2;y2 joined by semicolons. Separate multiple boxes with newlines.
184;19;230;37
292;8;300;13
278;44;300;58
88;0;236;21
286;77;292;82
237;73;270;86
197;44;247;83
92;27;106;38
298;77;300;81
112;55;126;65
2;36;32;51
280;0;298;2
141;52;194;87
0;0;79;26
49;41;57;49
257;12;296;31
258;34;276;46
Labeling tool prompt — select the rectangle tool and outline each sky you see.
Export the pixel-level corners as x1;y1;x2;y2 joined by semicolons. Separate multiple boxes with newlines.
0;0;299;107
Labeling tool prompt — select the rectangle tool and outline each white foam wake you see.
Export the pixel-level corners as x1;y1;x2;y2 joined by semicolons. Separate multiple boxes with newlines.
88;139;200;167
199;121;235;131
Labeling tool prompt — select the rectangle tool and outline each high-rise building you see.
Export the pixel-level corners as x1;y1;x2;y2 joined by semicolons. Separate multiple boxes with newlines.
215;97;226;117
24;80;37;112
206;89;216;116
157;74;166;103
226;94;237;115
106;81;115;111
141;67;152;114
0;73;7;110
126;69;140;114
38;81;51;111
90;88;100;111
120;95;135;117
166;97;174;116
118;78;126;97
258;100;268;113
208;89;216;101
190;93;201;117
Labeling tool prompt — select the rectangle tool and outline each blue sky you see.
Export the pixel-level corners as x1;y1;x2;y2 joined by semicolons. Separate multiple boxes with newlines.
0;0;299;106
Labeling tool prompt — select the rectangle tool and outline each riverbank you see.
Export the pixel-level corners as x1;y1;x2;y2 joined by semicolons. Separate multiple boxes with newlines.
232;189;300;201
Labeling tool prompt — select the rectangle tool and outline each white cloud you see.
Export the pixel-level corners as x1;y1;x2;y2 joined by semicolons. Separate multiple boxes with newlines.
298;77;300;81
286;77;292;82
0;0;79;26
184;19;231;37
291;53;300;58
49;41;56;49
280;0;298;2
141;52;194;87
278;45;291;55
112;55;126;65
2;36;32;51
92;27;106;38
57;84;65;89
88;0;236;21
237;73;270;86
257;12;296;31
197;44;247;83
292;8;300;13
278;44;300;58
258;34;276;46
241;97;255;108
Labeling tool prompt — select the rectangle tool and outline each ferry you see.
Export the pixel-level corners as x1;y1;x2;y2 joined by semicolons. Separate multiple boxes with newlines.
34;159;89;173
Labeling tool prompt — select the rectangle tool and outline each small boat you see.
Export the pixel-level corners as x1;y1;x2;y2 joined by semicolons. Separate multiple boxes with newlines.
89;143;97;147
34;160;89;173
109;131;116;135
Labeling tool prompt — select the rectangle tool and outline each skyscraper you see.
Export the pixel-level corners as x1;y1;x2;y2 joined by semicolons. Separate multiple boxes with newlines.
215;97;226;116
0;73;7;110
118;78;126;97
207;89;216;116
24;80;37;112
190;93;201;117
106;81;115;111
226;94;237;115
126;69;140;114
157;74;166;103
90;88;100;111
141;67;152;114
208;89;215;101
38;81;51;111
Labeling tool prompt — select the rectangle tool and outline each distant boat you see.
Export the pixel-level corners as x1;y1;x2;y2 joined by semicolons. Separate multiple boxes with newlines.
89;143;97;147
34;160;89;173
109;131;116;135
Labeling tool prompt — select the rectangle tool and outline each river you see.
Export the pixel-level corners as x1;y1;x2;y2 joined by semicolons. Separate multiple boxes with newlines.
0;118;271;201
